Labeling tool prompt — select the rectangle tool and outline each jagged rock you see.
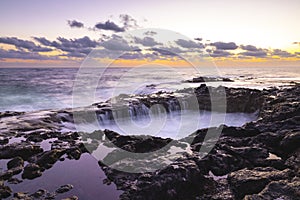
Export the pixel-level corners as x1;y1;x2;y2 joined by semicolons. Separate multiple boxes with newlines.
55;184;73;193
228;167;292;199
0;167;23;180
104;130;172;153
13;192;31;200
7;156;24;169
7;177;23;184
285;149;300;173
244;178;300;200
30;189;46;198
186;76;234;83
0;83;298;199
22;163;42;180
62;196;79;200
280;131;300;155
120;159;216;200
66;147;82;160
0;181;11;199
0;111;24;118
36;149;65;169
0;143;43;159
0;137;9;145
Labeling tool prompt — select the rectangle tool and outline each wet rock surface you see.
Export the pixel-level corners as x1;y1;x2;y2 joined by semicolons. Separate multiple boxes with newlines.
0;84;298;199
185;76;234;83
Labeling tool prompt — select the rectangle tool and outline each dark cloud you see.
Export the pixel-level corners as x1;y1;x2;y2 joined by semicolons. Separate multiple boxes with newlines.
119;52;143;60
94;14;138;33
292;42;300;45
67;20;84;28
194;38;202;41
56;36;98;49
95;21;125;32
210;42;238;50
175;39;204;49
144;31;157;36
272;49;294;57
149;47;186;58
35;36;98;49
33;37;53;46
34;36;99;57
209;49;232;57
119;14;138;29
240;50;268;57
100;35;137;51
134;36;162;47
239;45;271;58
240;45;258;51
150;48;177;56
0;48;56;60
0;37;52;52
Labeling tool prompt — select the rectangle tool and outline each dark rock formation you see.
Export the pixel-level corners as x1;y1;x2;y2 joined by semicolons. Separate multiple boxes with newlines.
0;181;12;199
94;85;299;200
228;167;292;199
185;76;234;83
22;163;42;179
0;84;298;199
0;143;43;160
56;184;74;194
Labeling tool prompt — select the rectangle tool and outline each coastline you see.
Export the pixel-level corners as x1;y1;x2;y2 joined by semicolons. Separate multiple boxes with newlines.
0;83;299;199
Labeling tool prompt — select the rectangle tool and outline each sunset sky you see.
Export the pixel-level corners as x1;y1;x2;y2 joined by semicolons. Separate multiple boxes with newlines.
0;0;300;67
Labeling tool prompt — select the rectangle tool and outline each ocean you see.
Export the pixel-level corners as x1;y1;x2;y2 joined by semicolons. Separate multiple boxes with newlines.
1;66;299;112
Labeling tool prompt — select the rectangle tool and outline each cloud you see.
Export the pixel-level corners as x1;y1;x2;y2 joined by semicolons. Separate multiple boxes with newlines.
272;49;294;57
240;49;268;57
292;42;300;45
0;48;56;60
240;45;258;51
175;39;204;49
95;21;125;32
134;36;162;47
34;36;99;57
144;31;157;36
0;37;52;52
35;36;98;49
209;49;232;57
150;47;184;57
239;45;270;58
119;14;138;29
56;36;98;49
210;42;238;50
100;35;137;51
33;37;53;46
67;20;84;28
119;51;144;60
94;14;139;33
194;38;202;41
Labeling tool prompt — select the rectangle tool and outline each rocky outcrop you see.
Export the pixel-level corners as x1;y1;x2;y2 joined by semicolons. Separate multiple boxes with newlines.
94;85;299;200
185;76;234;83
228;167;292;199
0;84;298;199
244;178;300;200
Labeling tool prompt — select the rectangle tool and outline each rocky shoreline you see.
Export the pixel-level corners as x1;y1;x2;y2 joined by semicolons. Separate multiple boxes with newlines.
0;84;299;199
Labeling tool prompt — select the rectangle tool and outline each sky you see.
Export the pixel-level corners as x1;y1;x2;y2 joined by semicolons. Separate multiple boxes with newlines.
0;0;300;67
